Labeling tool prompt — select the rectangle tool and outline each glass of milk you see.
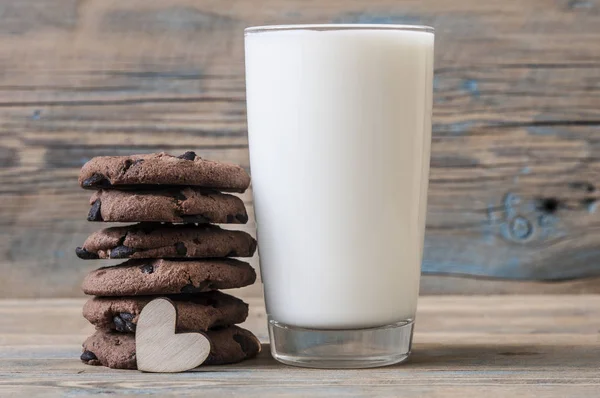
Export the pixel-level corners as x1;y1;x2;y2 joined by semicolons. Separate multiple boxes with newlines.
244;24;434;368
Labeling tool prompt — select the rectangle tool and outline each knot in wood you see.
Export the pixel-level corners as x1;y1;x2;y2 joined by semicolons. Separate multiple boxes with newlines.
509;216;533;240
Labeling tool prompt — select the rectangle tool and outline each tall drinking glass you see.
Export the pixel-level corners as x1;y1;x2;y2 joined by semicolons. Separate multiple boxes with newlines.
244;24;434;368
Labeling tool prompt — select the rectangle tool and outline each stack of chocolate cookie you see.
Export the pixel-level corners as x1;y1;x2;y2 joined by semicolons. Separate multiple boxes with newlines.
75;151;261;369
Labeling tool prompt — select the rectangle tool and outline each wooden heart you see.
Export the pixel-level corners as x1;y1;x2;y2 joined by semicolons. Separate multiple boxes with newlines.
136;298;211;373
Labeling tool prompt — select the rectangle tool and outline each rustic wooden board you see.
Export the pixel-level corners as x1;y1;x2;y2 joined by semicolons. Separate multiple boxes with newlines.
1;295;599;397
0;0;599;296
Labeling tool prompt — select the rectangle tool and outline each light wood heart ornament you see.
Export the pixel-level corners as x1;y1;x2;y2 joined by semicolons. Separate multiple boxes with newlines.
136;298;211;373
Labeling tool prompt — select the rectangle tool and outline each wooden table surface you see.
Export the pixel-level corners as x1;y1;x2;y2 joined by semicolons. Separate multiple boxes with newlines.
1;294;599;397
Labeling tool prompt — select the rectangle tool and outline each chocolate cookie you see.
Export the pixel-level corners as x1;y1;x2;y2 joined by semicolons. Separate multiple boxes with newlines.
82;258;256;296
83;291;249;333
75;223;257;260
81;326;261;369
88;188;248;224
79;152;250;193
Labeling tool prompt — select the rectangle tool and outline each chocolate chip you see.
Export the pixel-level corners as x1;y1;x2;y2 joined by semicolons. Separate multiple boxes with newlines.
233;334;254;354
82;173;111;188
75;247;99;260
177;151;197;161
175;242;187;256
124;321;136;332
226;250;238;257
87;199;103;221
181;214;210;224
140;264;154;274
122;158;144;173
120;312;134;322
235;213;249;223
114;313;136;332
110;245;136;259
226;214;234;223
80;350;97;361
122;159;133;173
113;315;126;332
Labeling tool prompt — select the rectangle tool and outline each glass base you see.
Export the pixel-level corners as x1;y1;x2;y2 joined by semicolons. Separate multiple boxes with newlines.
268;317;414;369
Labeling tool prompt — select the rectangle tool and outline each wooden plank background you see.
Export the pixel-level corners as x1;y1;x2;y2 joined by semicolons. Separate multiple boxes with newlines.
1;0;599;297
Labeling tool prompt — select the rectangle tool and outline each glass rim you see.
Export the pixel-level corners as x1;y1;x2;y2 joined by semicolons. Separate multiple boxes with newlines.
245;24;434;35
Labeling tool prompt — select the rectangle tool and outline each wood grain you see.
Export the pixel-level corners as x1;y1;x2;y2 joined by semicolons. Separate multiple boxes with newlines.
135;298;211;373
1;295;600;397
0;0;599;296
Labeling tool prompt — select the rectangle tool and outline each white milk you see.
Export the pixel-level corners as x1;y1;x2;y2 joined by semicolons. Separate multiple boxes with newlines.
245;26;434;329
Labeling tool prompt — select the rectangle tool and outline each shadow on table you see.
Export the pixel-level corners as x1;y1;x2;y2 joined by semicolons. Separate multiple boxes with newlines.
202;342;600;371
406;343;599;369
